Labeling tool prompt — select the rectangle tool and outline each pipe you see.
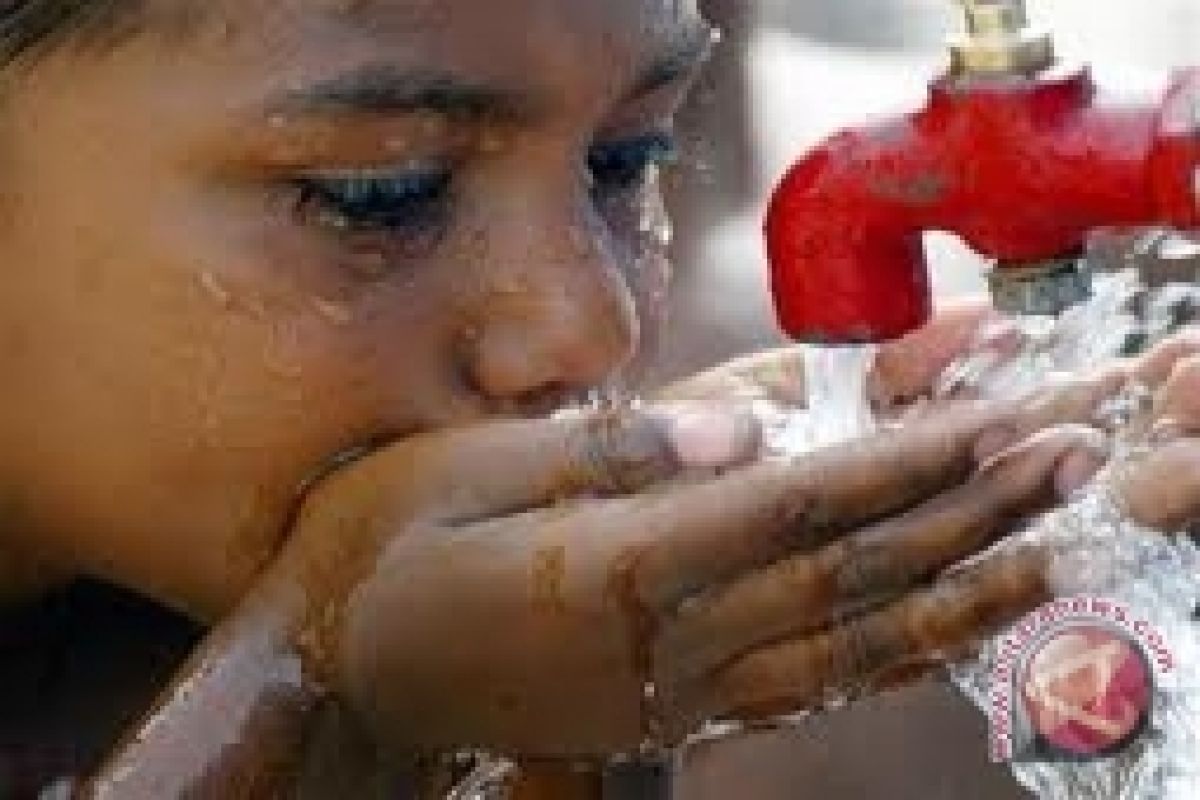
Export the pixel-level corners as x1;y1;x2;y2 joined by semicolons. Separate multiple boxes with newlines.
765;28;1199;343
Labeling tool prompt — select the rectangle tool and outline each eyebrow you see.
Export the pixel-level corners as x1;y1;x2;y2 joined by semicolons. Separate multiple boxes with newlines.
266;66;533;121
263;24;713;122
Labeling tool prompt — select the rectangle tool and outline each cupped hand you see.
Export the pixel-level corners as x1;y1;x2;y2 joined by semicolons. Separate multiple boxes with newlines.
264;380;1123;759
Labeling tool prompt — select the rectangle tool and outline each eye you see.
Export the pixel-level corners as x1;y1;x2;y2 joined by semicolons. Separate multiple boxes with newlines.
587;133;678;196
290;166;451;233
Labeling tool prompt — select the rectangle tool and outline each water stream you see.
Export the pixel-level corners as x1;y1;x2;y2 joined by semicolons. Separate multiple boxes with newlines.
448;232;1200;799
767;231;1200;799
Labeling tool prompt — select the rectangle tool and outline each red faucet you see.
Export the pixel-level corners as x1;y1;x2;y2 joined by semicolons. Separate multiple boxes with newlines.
765;1;1200;344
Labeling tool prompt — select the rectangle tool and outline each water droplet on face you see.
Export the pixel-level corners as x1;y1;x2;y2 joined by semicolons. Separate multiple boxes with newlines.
197;271;233;308
311;296;354;326
264;324;305;379
636;180;673;250
490;275;527;297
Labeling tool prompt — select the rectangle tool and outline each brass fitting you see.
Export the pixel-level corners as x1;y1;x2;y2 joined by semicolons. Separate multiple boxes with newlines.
949;0;1055;76
987;257;1092;318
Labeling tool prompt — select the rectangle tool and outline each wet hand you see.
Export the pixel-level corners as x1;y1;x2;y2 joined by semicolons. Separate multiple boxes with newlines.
264;387;1114;759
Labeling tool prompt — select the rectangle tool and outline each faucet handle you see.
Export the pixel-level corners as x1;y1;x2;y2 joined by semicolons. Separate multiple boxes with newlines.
950;0;1055;76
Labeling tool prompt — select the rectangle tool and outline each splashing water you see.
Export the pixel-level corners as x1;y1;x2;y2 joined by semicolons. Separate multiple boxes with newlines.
766;231;1200;799
765;344;878;455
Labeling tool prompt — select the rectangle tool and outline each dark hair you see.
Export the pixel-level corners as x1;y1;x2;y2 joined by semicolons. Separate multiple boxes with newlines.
0;0;137;66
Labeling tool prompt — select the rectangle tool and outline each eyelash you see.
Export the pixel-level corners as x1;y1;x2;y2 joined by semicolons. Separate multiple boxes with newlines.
292;167;451;234
290;133;678;235
588;133;679;196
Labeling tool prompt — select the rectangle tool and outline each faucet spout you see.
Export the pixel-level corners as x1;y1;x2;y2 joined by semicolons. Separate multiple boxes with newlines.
766;65;1200;343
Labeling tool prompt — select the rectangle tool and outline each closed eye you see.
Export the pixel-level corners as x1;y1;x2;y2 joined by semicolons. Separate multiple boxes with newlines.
291;166;451;233
587;132;678;196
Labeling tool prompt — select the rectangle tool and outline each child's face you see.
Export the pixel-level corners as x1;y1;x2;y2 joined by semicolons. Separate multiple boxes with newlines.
0;0;708;616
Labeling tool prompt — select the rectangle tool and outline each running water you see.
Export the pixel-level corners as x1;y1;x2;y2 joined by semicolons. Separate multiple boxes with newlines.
764;343;878;455
767;230;1200;800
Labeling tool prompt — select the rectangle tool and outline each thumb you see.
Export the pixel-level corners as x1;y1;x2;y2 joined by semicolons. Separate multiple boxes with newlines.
332;406;761;523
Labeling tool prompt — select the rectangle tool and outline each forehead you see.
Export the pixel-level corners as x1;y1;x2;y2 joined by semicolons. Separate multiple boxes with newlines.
198;0;704;111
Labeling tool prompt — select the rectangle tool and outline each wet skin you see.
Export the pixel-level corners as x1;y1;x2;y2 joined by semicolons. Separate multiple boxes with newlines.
1;0;704;618
3;0;1200;792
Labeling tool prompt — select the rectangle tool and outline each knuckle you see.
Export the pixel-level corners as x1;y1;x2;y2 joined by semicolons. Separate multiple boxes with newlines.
830;540;908;601
829;617;907;686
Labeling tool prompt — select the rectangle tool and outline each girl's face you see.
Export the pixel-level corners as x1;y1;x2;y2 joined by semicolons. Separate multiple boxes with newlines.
0;0;709;617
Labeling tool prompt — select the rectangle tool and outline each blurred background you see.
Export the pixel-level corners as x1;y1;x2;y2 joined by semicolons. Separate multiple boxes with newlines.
661;2;1198;798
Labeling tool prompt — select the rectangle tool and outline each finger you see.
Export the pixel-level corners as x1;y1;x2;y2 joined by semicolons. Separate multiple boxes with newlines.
638;367;1126;610
1115;438;1200;532
656;347;808;408
871;298;999;406
1129;327;1200;386
973;369;1128;461
694;546;1051;723
661;425;1107;674
628;400;1022;608
336;407;760;522
1151;354;1200;429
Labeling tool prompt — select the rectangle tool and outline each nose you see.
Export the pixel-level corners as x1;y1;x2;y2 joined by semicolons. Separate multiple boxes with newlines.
463;189;640;411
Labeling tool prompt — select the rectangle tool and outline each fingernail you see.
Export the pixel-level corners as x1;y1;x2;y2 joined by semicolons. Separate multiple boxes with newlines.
666;409;759;470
